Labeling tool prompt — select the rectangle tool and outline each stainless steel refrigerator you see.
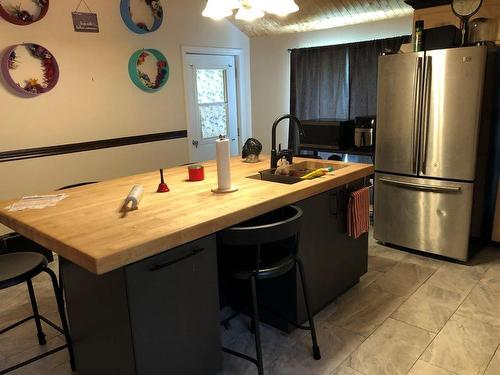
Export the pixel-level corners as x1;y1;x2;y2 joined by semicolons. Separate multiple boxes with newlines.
374;45;496;261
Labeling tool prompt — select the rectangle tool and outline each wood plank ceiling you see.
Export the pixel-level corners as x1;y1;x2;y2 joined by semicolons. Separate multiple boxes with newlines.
229;0;414;36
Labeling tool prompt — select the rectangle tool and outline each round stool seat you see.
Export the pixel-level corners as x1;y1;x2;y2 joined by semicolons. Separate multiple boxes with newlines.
0;252;47;290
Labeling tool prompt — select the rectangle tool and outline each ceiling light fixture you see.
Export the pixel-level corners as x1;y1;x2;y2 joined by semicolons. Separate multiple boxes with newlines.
202;0;299;22
202;0;234;20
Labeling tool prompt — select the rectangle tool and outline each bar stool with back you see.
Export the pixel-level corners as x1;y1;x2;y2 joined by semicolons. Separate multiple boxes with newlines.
219;205;321;375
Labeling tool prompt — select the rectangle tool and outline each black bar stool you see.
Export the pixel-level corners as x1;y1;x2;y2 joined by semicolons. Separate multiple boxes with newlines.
0;252;75;374
219;205;321;375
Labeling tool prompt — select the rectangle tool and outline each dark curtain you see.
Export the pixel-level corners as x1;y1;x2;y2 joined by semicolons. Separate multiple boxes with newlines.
289;45;349;151
349;36;410;118
289;35;409;149
290;45;349;120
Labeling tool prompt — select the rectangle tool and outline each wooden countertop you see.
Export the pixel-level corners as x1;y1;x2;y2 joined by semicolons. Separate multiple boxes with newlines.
0;156;374;274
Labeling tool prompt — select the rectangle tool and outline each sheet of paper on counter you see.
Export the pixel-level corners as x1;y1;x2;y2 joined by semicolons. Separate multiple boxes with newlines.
5;194;68;212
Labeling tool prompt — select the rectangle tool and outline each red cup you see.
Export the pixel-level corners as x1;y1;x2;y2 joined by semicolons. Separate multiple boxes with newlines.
188;164;205;181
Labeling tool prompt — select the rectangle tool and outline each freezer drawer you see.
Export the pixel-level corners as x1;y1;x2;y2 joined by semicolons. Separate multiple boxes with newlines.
374;173;474;261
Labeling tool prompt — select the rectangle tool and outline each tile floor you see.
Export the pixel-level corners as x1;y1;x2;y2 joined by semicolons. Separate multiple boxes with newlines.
1;234;500;375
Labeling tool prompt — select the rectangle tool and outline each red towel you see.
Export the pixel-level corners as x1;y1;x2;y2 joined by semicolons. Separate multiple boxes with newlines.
347;187;371;239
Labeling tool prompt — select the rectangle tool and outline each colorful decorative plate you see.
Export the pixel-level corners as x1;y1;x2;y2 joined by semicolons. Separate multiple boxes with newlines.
0;0;49;26
0;43;59;97
120;0;163;34
128;49;169;93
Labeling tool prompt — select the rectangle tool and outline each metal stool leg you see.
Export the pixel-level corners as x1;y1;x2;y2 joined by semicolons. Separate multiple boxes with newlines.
44;268;76;371
26;279;46;346
250;275;264;375
295;258;321;360
58;266;64;301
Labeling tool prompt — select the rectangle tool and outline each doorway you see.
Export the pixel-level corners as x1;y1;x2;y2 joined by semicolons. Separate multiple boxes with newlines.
184;53;239;163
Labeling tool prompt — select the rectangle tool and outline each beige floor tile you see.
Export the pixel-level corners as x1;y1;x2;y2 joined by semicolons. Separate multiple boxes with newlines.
367;244;407;273
314;300;339;323
391;283;465;333
373;261;435;297
326;283;405;337
455;282;500;327
358;270;383;288
348;318;434;375
400;252;444;270
368;254;398;273
0;286;32;326
422;314;500;375
426;263;484;295
398;260;485;333
222;316;297;375
269;323;364;375
408;360;456;375
330;365;364;374
0;336;67;375
368;243;407;260
327;270;383;308
481;261;500;286
42;361;74;375
0;319;61;359
484;347;500;375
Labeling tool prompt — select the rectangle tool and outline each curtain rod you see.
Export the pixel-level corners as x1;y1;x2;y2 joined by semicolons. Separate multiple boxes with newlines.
287;34;410;52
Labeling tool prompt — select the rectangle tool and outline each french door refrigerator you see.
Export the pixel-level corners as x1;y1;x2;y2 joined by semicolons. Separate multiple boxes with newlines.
374;45;493;261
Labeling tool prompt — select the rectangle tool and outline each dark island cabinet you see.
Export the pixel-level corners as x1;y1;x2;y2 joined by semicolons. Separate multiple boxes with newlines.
257;179;368;331
61;235;222;375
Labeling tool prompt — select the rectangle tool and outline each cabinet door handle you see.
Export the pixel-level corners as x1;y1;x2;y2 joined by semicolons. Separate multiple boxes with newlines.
150;246;205;271
329;191;338;216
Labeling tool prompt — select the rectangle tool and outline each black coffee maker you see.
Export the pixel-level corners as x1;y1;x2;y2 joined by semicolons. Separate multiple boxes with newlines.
354;116;376;150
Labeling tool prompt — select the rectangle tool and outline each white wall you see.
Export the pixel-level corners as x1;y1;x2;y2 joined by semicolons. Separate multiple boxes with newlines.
250;16;413;153
0;0;250;234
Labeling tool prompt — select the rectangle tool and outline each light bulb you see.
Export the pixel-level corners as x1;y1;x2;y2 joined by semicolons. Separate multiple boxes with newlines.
235;0;264;21
202;0;233;20
227;0;241;9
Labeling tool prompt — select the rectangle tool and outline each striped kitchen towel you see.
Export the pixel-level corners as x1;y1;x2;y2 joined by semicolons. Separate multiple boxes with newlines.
347;186;371;239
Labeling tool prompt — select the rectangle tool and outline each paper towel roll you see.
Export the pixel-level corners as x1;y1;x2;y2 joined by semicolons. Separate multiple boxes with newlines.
216;137;232;190
212;137;238;193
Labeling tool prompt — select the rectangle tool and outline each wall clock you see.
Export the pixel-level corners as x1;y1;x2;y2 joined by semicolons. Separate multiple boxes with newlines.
452;0;483;45
0;0;49;25
0;43;59;97
128;49;169;93
120;0;163;34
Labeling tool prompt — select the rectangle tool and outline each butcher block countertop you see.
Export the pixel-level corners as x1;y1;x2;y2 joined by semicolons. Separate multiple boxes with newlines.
0;156;374;275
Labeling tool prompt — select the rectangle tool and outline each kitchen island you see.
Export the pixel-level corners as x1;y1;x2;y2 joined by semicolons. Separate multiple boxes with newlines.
0;156;373;375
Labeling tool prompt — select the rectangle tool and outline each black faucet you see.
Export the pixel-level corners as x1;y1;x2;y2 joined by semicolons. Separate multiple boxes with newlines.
271;114;305;169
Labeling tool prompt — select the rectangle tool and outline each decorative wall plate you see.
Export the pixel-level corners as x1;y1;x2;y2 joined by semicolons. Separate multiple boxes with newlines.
0;0;49;25
1;43;59;97
128;49;169;93
120;0;163;34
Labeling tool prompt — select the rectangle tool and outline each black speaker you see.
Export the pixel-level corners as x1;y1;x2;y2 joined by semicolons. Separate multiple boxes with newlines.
424;25;462;51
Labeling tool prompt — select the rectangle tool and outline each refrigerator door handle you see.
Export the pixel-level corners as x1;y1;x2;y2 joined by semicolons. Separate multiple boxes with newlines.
379;178;461;193
412;57;423;174
421;56;432;174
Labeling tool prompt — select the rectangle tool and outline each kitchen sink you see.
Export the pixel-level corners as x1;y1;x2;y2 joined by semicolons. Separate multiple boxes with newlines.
247;161;348;185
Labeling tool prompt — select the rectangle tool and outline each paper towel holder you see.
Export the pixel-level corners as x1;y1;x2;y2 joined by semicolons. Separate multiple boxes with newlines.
211;186;239;194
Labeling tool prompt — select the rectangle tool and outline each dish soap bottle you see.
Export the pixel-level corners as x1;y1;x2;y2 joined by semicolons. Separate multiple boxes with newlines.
414;20;424;52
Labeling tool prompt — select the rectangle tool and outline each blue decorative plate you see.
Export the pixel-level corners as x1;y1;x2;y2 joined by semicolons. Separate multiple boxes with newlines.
128;49;169;92
120;0;163;34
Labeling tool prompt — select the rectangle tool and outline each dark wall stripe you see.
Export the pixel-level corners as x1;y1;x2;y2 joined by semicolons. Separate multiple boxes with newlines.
0;131;188;163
